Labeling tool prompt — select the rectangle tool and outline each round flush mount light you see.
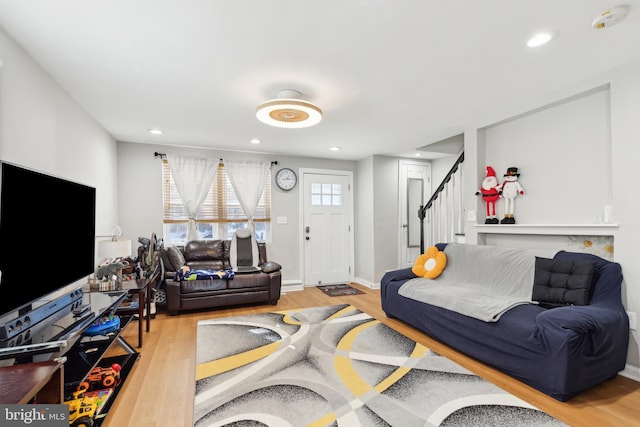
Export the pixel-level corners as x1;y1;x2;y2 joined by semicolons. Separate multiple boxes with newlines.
592;6;629;29
256;89;323;129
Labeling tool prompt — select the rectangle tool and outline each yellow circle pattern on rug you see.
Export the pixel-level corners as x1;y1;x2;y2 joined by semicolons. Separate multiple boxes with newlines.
412;246;447;279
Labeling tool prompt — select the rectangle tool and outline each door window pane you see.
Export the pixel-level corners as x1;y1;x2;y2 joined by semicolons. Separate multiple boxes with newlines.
311;182;343;206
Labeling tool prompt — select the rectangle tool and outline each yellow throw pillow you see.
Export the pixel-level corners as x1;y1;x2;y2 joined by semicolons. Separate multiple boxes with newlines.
412;246;447;279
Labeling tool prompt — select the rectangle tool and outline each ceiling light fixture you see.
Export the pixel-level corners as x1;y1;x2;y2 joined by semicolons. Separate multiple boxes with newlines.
250;138;261;144
592;6;629;29
256;89;322;129
148;128;163;135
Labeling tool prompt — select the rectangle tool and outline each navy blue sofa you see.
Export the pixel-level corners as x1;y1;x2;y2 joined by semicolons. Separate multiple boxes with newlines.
380;245;629;401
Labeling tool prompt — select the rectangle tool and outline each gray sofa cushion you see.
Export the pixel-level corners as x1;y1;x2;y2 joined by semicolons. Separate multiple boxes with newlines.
531;256;594;307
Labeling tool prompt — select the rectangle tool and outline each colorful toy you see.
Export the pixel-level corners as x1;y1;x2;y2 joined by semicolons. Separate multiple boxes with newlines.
65;389;99;427
83;315;120;337
78;363;122;392
500;167;525;224
476;166;502;224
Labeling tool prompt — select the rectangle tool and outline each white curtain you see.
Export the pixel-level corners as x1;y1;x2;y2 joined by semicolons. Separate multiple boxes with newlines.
225;160;270;232
167;154;219;241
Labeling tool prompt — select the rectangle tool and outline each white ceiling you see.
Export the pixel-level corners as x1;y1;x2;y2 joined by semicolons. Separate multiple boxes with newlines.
1;1;639;161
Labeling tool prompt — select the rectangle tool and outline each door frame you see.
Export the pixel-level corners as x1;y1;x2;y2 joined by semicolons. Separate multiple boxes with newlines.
397;159;432;268
299;168;355;286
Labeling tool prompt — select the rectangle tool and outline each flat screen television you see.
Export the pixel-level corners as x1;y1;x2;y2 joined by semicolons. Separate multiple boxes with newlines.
0;161;96;319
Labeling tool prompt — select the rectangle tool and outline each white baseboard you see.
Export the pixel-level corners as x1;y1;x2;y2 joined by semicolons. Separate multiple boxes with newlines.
281;279;304;293
353;277;380;290
620;364;640;382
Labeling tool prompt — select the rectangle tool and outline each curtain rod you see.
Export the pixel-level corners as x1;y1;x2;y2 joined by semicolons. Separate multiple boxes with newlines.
154;152;278;166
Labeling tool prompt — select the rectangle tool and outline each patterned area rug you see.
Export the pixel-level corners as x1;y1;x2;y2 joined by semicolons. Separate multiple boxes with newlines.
194;304;566;426
317;283;364;296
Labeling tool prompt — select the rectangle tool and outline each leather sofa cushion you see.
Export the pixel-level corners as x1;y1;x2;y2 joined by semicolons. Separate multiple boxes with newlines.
184;240;225;261
261;261;282;273
189;260;225;270
180;279;227;294
229;273;269;289
167;246;186;270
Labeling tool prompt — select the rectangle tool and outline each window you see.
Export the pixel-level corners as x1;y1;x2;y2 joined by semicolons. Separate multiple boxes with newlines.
162;161;271;245
311;182;343;206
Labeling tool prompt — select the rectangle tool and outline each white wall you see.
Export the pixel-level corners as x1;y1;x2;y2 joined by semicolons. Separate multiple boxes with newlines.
116;142;356;284
355;156;375;285
609;59;640;376
462;59;640;378
0;29;118;269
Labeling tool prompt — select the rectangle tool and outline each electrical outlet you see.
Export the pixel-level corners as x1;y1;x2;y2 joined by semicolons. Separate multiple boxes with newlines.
466;210;476;221
627;311;637;331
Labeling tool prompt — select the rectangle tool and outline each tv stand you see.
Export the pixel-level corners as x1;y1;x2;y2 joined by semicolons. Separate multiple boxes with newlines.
0;290;140;426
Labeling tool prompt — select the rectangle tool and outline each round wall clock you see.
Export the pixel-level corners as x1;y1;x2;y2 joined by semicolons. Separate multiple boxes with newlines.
275;168;297;191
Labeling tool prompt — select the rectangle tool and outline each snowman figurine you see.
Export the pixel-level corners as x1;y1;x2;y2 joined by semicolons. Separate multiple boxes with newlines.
500;167;524;224
475;166;502;224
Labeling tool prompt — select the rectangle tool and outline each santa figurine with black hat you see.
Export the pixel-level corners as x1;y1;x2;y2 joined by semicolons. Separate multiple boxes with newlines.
476;166;502;224
501;167;524;224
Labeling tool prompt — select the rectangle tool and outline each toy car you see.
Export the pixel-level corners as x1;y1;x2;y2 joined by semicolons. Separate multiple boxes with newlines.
77;363;122;392
65;390;99;427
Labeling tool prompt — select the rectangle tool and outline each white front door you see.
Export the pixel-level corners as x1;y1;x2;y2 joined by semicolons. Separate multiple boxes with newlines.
301;170;353;285
398;160;431;268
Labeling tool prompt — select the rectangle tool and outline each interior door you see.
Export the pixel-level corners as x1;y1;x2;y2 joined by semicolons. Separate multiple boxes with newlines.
398;160;432;268
301;171;353;285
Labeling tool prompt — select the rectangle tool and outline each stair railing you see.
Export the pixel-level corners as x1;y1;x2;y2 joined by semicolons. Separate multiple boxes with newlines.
418;151;465;253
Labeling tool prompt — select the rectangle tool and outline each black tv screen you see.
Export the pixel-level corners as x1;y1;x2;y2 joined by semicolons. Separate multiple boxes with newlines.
0;161;96;317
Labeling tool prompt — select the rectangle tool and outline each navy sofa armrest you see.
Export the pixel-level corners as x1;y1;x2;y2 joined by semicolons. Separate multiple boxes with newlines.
536;302;628;334
535;302;629;366
381;267;416;284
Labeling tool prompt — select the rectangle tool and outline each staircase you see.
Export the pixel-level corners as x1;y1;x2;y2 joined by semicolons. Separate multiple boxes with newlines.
418;151;465;253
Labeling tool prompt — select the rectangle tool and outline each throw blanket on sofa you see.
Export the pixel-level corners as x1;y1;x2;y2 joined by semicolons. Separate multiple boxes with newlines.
399;243;536;322
175;268;235;281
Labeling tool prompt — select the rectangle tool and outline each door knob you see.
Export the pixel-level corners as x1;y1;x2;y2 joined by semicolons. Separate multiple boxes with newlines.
305;236;310;240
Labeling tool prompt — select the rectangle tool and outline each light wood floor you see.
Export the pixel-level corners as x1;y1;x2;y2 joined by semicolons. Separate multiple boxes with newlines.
104;284;640;427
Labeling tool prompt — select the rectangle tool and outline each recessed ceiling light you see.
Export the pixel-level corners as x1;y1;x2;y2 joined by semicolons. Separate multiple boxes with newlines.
330;146;341;151
527;32;553;48
415;153;423;157
148;128;163;135
250;138;261;144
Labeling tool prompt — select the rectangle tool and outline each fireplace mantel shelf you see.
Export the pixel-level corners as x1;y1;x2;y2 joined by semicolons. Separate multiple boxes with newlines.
474;224;618;236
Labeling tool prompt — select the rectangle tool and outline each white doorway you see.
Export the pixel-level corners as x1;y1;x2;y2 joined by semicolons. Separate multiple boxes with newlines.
398;160;432;268
300;169;354;286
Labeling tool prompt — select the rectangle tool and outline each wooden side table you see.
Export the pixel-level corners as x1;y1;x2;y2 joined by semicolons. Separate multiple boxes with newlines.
0;360;64;404
116;278;153;348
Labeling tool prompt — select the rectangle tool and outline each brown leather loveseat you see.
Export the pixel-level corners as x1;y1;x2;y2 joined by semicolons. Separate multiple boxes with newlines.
161;239;281;315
